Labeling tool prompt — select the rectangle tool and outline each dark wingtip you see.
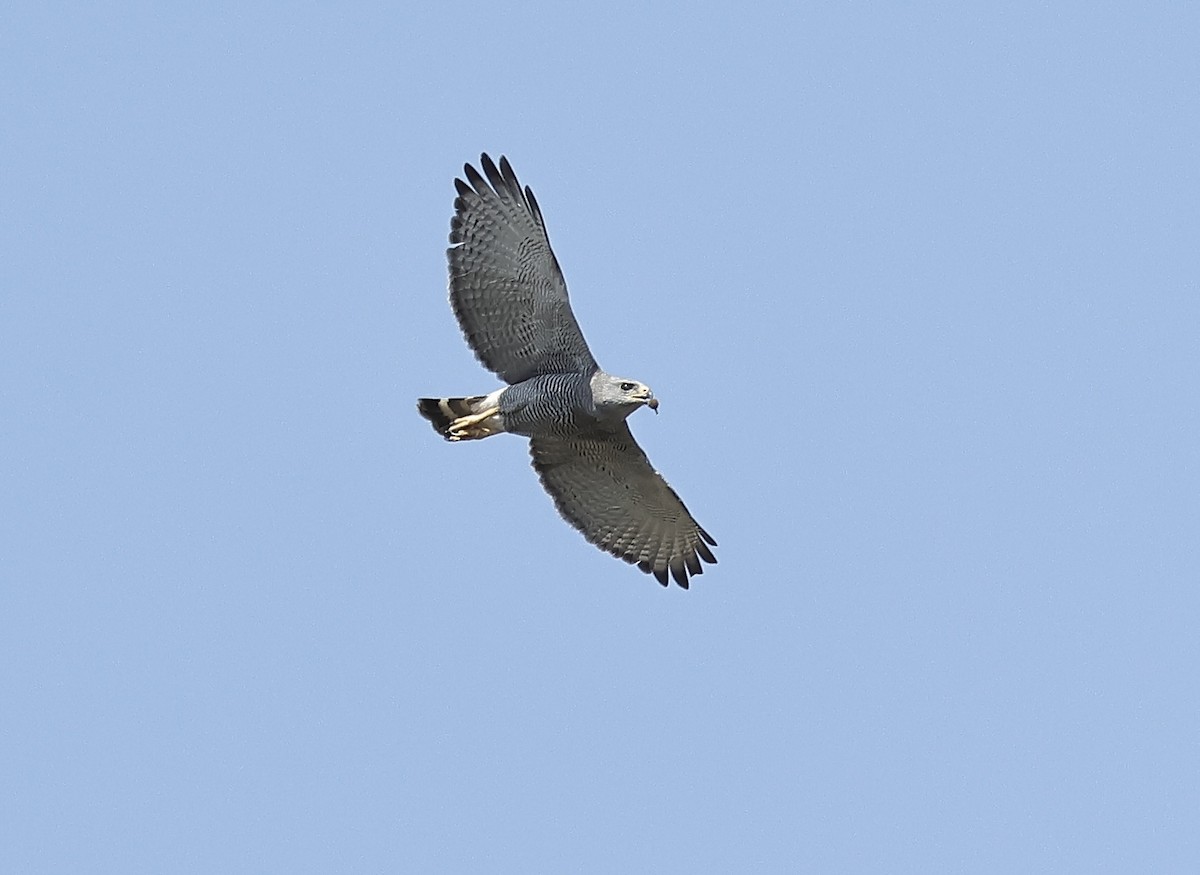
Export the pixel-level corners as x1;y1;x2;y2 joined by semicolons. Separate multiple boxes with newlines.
480;153;504;194
499;155;517;185
635;549;704;588
462;169;487;200
458;153;535;220
640;559;668;586
524;184;546;227
670;561;689;588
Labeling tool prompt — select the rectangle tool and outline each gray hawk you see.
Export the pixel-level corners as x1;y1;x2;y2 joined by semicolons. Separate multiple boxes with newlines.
417;154;717;588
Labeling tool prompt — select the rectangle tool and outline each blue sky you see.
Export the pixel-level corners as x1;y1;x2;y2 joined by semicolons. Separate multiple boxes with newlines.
3;2;1198;871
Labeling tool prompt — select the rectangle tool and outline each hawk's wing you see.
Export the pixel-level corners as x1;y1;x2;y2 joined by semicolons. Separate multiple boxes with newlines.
448;154;598;384
529;424;717;588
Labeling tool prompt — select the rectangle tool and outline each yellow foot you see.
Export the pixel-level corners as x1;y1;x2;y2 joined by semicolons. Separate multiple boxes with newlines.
447;407;500;441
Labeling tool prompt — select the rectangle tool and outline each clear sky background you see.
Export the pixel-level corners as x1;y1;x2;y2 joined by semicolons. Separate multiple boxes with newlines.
3;2;1198;872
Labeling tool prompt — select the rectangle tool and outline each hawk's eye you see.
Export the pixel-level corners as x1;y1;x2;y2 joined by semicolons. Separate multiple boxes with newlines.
620;382;636;392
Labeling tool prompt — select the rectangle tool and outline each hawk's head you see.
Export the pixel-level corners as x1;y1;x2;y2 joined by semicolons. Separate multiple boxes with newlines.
591;372;658;419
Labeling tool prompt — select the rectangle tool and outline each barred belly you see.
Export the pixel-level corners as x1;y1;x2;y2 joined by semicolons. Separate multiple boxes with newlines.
500;373;595;437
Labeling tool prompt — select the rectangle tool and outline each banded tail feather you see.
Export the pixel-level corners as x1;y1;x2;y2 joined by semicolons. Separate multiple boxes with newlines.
417;395;486;433
417;394;506;441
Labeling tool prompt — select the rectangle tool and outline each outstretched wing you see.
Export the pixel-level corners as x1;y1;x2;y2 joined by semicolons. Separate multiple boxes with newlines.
529;424;717;588
448;154;598;384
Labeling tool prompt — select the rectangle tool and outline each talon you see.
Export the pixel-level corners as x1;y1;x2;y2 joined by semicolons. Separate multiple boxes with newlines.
451;407;499;430
445;405;501;441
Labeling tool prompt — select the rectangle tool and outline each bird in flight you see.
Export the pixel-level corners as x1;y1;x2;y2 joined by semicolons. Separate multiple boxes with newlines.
417;154;716;587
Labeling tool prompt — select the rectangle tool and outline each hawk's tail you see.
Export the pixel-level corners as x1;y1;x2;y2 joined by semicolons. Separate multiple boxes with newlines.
416;395;489;436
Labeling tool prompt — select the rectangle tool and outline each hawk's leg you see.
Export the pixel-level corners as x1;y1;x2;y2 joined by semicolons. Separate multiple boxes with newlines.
447;407;501;441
